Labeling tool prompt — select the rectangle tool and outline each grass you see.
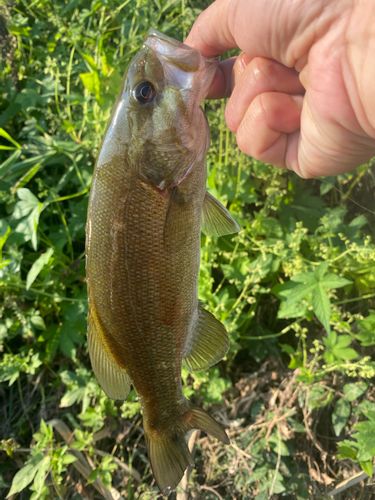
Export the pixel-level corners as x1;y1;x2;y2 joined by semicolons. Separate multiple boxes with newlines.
1;0;375;499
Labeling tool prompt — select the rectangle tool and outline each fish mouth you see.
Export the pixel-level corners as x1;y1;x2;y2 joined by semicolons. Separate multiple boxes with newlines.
143;29;219;105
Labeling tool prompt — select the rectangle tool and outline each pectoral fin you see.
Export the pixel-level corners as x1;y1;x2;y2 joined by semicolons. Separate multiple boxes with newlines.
87;312;131;400
202;191;240;236
183;303;229;373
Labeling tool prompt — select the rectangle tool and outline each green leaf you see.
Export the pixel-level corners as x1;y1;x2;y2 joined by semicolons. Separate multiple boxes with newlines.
6;453;44;498
354;430;375;451
60;387;87;408
0;127;22;149
312;283;331;332
33;456;51;494
247;465;269;484
319;273;352;288
268;435;290;456
80;52;97;70
0;221;11;261
80;71;100;97
337;444;357;460
314;261;329;280
26;248;54;289
343;382;368;402
254;491;269;500
279;283;315;304
332;398;351;436
61;453;78;465
0;149;22;177
280;344;295;355
291;272;317;285
13;188;42;219
8;25;31;37
12;188;44;250
360;461;373;477
335;335;352;348
308;385;333;408
320;176;336;195
334;347;359;361
277;297;309;319
87;469;99;485
356;311;375;346
324;333;359;362
30;315;46;330
13;163;42;192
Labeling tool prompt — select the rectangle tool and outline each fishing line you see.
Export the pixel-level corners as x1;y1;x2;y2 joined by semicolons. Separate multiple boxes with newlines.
319;175;375;217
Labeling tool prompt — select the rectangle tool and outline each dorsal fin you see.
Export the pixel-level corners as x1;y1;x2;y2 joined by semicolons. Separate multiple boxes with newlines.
183;303;229;373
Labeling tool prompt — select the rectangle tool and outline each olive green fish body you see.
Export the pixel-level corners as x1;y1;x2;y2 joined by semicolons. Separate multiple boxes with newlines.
87;157;206;425
86;29;240;494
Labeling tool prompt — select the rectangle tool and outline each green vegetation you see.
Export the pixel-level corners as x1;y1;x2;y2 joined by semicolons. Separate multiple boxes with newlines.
1;1;375;498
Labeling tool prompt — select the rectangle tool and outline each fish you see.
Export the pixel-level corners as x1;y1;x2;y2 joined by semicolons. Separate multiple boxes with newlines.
85;29;240;494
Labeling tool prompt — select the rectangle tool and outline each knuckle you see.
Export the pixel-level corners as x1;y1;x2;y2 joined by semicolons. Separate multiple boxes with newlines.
249;57;274;84
236;129;253;157
250;94;268;125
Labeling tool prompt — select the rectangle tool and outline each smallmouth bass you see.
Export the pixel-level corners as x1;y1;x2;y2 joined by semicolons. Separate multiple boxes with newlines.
86;29;240;494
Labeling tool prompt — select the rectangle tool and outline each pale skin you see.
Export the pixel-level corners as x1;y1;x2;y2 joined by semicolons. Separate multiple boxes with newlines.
185;0;375;179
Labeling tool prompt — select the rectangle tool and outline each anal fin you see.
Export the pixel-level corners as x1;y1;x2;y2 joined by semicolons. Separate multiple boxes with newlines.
183;303;229;373
87;311;131;401
202;191;240;236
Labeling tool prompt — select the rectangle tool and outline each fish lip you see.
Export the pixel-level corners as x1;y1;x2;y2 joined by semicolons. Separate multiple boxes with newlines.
144;29;194;54
144;28;220;64
142;29;220;104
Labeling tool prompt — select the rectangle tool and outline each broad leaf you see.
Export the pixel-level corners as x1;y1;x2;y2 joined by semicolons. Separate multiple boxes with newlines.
291;272;317;285
32;456;51;494
343;382;368;402
319;274;352;288
360;461;373;477
314;261;329;280
6;453;44;498
26;248;54;289
332;398;351;436
356;310;375;346
12;188;44;250
312;283;331;332
80;71;100;97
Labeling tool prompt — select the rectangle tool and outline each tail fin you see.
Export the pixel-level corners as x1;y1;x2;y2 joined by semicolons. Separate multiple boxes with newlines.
145;403;229;495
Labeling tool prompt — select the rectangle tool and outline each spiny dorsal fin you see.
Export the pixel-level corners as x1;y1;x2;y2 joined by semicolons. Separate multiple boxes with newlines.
87;311;131;401
202;191;240;236
183;303;229;373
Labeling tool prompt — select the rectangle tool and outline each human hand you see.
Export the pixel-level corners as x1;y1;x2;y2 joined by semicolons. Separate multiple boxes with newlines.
185;0;375;178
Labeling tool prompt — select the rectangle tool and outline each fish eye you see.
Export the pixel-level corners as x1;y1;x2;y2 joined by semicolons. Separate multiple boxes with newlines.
134;81;156;104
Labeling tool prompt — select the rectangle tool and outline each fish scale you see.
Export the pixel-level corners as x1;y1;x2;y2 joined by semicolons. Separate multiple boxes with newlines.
86;29;240;494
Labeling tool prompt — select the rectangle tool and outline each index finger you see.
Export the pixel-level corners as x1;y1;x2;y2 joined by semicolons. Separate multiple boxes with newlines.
185;0;236;57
